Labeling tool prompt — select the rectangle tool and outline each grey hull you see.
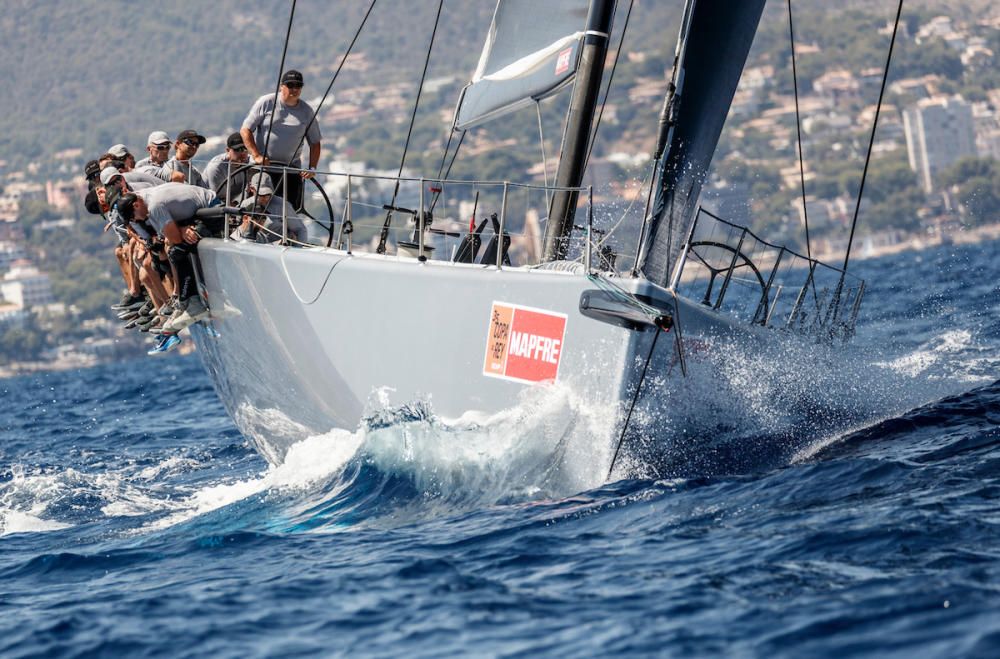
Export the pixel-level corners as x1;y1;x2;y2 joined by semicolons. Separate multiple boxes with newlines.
191;238;754;469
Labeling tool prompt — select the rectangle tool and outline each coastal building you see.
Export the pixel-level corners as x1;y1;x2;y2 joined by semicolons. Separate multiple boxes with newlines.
0;242;29;274
902;95;976;192
812;70;860;107
1;263;54;309
45;179;85;211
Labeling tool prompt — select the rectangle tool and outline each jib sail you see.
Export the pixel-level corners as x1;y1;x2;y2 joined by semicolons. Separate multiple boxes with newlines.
638;0;767;287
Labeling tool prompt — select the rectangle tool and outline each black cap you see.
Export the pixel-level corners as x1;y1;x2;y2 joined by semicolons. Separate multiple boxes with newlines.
281;69;303;86
85;160;101;180
116;192;138;221
226;132;245;149
176;129;206;145
84;189;101;215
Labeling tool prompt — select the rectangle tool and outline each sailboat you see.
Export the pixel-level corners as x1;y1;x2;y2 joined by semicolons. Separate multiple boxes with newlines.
193;0;879;476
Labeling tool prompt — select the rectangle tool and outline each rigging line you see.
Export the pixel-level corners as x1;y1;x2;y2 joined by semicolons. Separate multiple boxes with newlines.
630;159;660;276
607;328;661;480
292;0;378;158
842;0;904;278
536;101;552;211
787;0;812;265
585;0;634;171
568;161;657;266
376;0;445;254
787;0;818;308
429;130;466;214
254;0;297;226
596;160;655;249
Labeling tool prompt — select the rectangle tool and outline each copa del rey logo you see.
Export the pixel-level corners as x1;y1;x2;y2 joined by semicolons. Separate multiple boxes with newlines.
483;302;567;385
555;47;573;76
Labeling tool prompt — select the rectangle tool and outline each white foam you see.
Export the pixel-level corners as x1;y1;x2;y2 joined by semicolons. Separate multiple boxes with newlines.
145;429;364;531
0;509;70;536
361;384;618;500
0;465;74;536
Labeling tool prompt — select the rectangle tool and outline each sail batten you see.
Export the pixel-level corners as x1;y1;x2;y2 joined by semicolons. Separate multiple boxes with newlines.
455;0;591;131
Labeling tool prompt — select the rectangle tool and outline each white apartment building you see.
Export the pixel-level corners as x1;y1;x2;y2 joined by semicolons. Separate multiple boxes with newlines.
902;95;976;192
1;263;54;309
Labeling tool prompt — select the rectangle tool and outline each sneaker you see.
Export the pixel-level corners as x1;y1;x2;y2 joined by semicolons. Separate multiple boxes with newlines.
148;333;181;355
138;315;158;331
119;309;141;322
137;300;154;316
158;302;175;316
124;316;142;330
112;292;145;310
163;299;210;333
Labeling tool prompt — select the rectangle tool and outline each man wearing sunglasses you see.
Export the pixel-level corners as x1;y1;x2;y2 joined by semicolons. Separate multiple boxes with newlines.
240;69;322;212
136;131;171;168
204;132;252;203
161;129;208;188
136;130;186;183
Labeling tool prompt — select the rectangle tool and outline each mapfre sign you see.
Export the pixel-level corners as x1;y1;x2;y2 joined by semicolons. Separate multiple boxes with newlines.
483;302;567;385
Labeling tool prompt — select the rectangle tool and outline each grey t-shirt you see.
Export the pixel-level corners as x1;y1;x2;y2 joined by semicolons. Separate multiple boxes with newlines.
235;194;307;243
123;170;165;190
203;153;251;200
242;93;322;166
136;161;174;183
137;183;218;235
162;157;208;188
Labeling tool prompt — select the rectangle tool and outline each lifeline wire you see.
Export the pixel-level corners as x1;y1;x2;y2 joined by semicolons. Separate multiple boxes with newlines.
376;0;446;254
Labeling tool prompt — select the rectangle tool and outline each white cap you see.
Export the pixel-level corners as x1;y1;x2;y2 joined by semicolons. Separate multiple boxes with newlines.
249;173;274;195
108;143;129;159
99;166;123;186
147;130;171;146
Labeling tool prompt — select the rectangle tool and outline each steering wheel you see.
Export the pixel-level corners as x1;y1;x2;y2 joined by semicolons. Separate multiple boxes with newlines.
215;164;336;247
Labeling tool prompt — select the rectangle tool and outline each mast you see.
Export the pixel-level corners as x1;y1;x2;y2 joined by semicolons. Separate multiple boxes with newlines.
542;0;615;262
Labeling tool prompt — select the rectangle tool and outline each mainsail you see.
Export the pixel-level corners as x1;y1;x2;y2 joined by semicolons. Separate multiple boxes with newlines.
638;0;767;287
454;0;591;130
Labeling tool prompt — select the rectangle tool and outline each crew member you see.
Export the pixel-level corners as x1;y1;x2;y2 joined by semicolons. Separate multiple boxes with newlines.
135;131;172;168
161;130;209;187
204;132;251;202
116;183;221;338
241;69;322;212
235;172;307;244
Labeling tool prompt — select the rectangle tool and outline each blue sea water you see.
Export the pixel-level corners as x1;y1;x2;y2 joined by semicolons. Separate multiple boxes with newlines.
1;240;999;657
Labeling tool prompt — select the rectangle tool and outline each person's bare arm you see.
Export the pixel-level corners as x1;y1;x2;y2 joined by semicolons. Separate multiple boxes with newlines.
302;142;322;180
241;127;269;166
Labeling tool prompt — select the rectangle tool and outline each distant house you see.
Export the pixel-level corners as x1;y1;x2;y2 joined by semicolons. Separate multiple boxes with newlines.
0;242;28;274
812;70;860;107
0;262;54;309
46;178;86;211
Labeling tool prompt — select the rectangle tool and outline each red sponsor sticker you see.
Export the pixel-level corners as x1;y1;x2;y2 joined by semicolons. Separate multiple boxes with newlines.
555;47;573;76
483;302;567;385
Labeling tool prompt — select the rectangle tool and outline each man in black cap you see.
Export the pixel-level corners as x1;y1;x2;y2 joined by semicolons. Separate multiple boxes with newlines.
161;129;208;188
204;132;252;202
240;69;322;211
